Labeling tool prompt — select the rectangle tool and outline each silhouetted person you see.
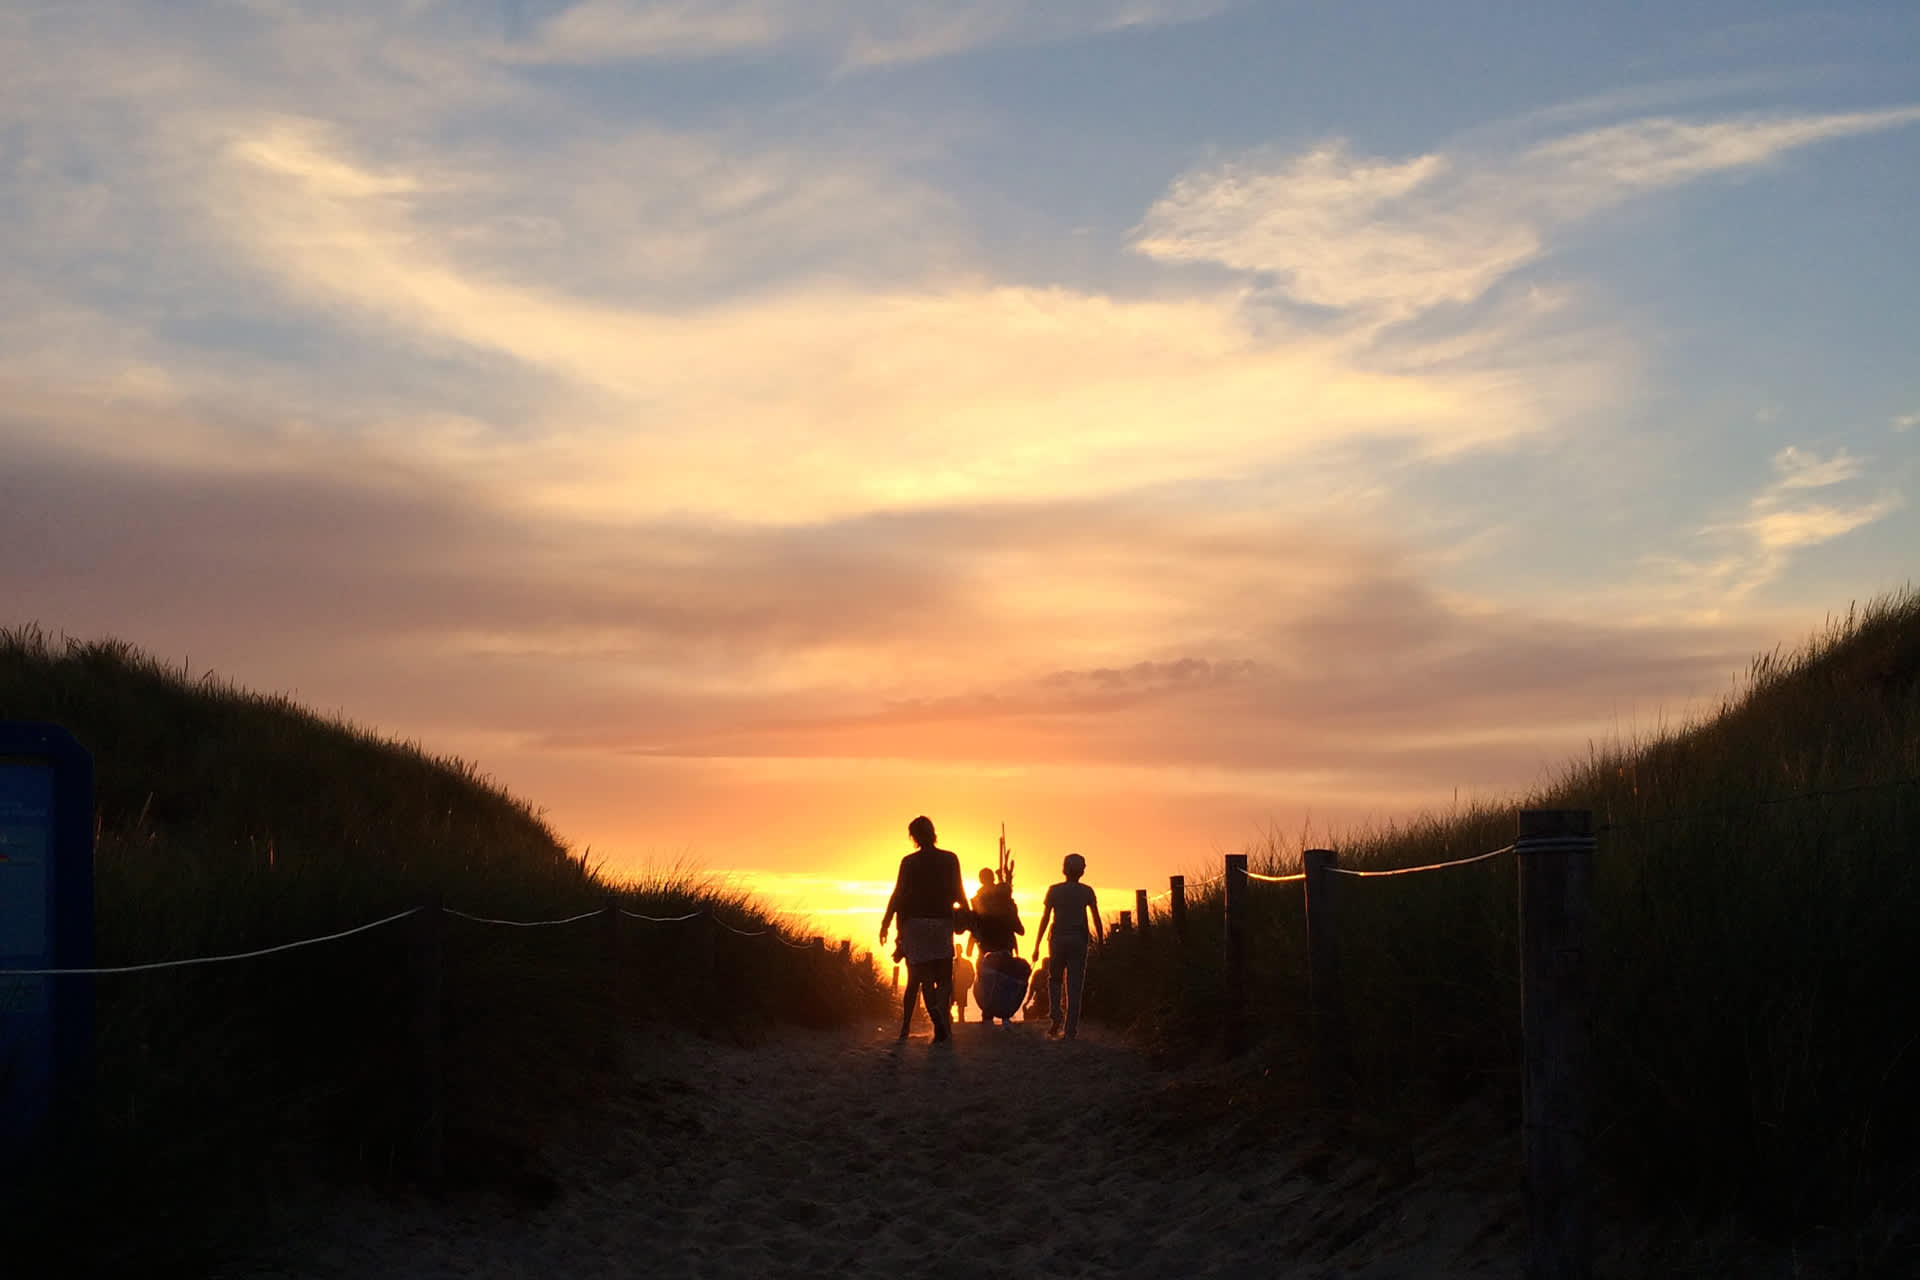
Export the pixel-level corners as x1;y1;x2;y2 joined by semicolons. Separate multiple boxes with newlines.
1035;852;1104;1039
878;815;966;1044
951;944;975;1023
1024;957;1052;1022
965;868;994;958
967;866;1025;958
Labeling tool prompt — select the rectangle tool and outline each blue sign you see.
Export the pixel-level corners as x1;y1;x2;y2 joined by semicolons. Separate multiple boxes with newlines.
0;722;94;1160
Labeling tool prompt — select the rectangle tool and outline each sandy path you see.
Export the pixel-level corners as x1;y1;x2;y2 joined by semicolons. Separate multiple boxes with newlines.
226;1019;1526;1278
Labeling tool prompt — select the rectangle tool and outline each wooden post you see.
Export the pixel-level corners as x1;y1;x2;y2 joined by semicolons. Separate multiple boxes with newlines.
1224;853;1248;1054
410;895;444;1185
1169;875;1187;943
839;938;852;965
1302;849;1348;1107
1118;910;1132;932
600;896;621;1069
1134;889;1150;936
1518;809;1595;1280
702;908;721;1001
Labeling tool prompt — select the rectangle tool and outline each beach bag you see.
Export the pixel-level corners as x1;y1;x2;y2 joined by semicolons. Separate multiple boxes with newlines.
973;950;1031;1020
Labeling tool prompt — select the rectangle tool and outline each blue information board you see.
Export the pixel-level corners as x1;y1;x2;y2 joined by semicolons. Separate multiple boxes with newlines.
0;723;94;1159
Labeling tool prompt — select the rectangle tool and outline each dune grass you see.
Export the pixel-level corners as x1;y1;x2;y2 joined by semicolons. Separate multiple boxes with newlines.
9;590;1916;1267
1090;590;1920;1258
0;625;890;1272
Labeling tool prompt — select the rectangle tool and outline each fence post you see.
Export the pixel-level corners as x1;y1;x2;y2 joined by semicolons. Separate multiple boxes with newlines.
702;908;721;1001
1518;809;1595;1280
1134;889;1150;937
839;938;852;965
410;894;445;1185
1169;875;1187;943
1118;910;1132;932
1224;853;1248;1054
600;896;621;1069
1302;849;1348;1107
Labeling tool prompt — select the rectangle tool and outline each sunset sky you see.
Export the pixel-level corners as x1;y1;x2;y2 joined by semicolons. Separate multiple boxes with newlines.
3;1;1917;941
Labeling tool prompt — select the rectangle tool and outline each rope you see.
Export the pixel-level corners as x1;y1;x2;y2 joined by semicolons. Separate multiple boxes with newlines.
0;908;421;976
1329;845;1514;878
1245;869;1306;884
1512;836;1597;855
444;907;606;928
0;899;830;977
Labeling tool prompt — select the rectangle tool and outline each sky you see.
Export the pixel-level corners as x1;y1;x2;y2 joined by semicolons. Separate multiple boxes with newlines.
3;1;1917;942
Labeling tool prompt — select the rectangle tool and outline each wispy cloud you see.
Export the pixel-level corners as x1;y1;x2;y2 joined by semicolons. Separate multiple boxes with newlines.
1742;447;1899;553
1133;106;1920;324
1744;500;1898;552
513;0;1238;67
1768;444;1863;491
1648;444;1903;609
521;0;784;60
166;118;1558;520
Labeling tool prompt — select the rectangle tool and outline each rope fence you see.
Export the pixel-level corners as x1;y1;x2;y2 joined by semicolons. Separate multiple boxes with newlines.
0;908;424;976
444;906;606;928
0;903;844;978
50;770;1891;979
1137;775;1920;917
1105;785;1920;1280
0;892;867;1195
1326;844;1513;878
1109;815;1603;1280
621;908;703;924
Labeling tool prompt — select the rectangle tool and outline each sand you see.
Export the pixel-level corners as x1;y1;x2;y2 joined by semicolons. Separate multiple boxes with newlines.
221;1018;1533;1279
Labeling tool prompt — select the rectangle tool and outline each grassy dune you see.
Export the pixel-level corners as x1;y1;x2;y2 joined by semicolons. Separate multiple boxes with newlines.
1091;590;1920;1257
8;590;1915;1269
0;626;889;1271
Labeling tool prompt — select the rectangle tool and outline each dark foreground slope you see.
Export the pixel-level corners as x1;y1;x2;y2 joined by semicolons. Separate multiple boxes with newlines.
1094;591;1920;1270
0;627;886;1273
